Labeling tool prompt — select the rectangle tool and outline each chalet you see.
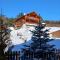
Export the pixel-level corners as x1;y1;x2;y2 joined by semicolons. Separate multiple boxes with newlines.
14;12;42;28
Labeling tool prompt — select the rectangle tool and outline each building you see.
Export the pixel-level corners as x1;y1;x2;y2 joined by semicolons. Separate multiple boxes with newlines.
14;12;42;28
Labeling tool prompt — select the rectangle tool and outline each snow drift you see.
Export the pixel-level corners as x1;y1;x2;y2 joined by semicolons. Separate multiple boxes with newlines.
4;24;60;52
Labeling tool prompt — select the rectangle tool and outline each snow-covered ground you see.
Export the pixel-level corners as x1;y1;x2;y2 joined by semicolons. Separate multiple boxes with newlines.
9;24;33;45
43;27;60;39
45;27;60;49
45;27;60;33
4;24;60;52
11;39;60;51
9;26;60;45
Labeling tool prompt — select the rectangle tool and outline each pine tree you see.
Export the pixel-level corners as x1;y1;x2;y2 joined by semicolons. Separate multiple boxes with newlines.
0;17;10;59
22;20;56;60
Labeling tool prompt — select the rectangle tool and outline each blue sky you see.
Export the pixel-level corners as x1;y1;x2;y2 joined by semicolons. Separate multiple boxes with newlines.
0;0;60;21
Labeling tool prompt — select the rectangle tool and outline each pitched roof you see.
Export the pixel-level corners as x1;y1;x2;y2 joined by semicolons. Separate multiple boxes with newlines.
15;12;42;24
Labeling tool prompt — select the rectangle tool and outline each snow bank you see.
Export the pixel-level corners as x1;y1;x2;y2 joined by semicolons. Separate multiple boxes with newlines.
9;24;33;45
7;25;60;51
45;27;60;33
49;39;60;49
41;27;60;39
9;26;60;45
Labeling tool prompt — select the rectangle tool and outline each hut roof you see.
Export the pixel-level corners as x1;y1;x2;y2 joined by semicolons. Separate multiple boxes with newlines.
15;12;42;24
